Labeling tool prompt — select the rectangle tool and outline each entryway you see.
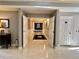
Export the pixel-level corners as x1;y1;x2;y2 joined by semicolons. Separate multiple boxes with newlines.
22;8;58;48
27;17;49;47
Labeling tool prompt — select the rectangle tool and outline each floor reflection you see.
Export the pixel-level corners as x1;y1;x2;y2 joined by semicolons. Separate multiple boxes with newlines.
1;47;79;59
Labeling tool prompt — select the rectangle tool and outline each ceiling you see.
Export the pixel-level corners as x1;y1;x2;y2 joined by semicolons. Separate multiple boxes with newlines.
22;7;56;15
0;0;79;12
0;8;18;11
1;0;79;3
0;1;79;7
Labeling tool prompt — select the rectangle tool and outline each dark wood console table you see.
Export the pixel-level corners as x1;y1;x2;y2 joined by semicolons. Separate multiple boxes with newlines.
0;34;11;48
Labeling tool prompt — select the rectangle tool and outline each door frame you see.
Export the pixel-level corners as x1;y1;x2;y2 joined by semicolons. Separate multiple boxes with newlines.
49;13;57;48
53;15;57;48
21;10;58;48
22;16;23;48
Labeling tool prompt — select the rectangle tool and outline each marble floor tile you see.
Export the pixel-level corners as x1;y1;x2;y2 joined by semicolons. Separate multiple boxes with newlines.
0;47;79;59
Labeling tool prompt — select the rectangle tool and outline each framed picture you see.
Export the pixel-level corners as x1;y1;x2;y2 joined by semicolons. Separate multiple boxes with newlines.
34;23;43;30
0;19;9;28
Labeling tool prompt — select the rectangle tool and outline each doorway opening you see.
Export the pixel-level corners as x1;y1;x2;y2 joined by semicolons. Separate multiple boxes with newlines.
28;17;49;47
22;9;57;48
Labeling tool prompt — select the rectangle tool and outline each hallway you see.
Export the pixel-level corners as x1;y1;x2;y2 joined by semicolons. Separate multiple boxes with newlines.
27;18;49;47
0;47;79;59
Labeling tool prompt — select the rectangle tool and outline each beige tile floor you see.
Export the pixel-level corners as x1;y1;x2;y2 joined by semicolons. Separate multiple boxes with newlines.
28;30;49;47
0;47;79;59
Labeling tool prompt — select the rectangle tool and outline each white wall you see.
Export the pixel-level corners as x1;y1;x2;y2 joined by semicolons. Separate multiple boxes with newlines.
0;11;19;45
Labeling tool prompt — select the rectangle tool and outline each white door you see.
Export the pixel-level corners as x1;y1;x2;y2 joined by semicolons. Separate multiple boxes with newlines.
49;16;55;47
60;16;73;45
23;15;28;48
72;15;79;45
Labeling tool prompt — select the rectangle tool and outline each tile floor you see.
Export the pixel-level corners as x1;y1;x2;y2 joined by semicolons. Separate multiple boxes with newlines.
28;30;49;47
0;47;79;59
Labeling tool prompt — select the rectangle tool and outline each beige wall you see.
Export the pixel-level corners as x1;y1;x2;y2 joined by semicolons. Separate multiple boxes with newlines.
0;11;19;45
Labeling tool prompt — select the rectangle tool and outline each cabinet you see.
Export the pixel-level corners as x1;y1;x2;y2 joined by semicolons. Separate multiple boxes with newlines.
0;34;11;48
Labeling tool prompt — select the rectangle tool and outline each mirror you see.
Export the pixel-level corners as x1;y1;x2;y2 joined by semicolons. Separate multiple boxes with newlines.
34;23;43;30
0;19;9;28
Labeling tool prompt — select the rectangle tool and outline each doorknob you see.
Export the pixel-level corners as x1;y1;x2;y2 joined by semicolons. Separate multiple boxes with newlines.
69;32;71;34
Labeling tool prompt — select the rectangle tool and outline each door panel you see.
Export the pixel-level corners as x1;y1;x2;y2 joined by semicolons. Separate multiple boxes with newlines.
49;16;55;47
73;15;79;45
60;16;73;45
23;15;28;48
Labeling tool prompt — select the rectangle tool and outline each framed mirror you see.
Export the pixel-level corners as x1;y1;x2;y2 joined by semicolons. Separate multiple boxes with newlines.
34;23;43;30
0;19;9;28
